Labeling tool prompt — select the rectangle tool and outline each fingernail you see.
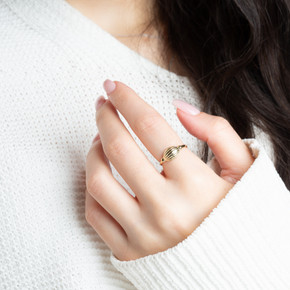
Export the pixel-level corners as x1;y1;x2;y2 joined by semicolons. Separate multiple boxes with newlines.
95;95;106;111
172;99;200;115
92;133;100;144
103;79;116;95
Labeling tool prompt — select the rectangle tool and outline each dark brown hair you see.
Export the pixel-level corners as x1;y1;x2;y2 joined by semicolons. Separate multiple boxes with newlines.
153;0;290;189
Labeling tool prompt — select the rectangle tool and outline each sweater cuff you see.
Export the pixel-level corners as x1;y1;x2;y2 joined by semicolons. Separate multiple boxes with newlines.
110;138;290;290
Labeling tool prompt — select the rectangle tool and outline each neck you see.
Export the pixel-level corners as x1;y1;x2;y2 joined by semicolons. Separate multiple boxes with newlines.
65;0;189;77
66;0;155;36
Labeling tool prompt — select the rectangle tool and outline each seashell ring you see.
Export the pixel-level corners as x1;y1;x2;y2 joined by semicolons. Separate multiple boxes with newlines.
159;144;187;165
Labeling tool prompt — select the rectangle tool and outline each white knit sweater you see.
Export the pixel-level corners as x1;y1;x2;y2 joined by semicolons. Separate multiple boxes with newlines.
1;0;290;289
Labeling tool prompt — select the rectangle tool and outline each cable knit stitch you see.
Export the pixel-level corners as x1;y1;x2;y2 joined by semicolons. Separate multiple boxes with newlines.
0;0;289;289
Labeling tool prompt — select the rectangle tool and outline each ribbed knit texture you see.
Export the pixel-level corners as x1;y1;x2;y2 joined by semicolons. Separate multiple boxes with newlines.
110;139;290;289
1;0;289;289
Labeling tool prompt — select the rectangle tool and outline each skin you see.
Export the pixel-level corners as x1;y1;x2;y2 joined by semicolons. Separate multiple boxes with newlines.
65;0;154;35
65;0;187;76
85;81;255;261
66;0;255;261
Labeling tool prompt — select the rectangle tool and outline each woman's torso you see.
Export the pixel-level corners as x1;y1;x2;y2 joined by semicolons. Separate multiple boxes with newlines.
0;0;273;288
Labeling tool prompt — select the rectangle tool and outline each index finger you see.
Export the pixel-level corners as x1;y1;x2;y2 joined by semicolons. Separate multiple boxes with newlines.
103;80;204;179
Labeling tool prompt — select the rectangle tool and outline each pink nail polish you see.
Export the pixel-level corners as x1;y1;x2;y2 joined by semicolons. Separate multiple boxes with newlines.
172;99;200;115
103;79;116;95
95;96;106;111
92;133;100;144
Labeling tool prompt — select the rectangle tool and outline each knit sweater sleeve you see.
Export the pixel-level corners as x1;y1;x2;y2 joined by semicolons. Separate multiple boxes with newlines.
109;138;290;290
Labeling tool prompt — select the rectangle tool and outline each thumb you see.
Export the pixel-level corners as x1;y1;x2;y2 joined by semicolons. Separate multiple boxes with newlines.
172;99;254;183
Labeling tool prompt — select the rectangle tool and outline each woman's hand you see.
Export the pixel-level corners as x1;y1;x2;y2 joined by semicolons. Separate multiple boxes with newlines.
85;80;255;262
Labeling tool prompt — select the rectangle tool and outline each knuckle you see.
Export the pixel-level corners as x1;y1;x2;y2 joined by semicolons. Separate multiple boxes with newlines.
139;236;158;253
85;191;104;226
187;172;206;188
85;205;103;226
86;145;97;163
211;116;231;133
104;138;130;161
95;105;107;125
207;116;231;144
86;174;106;197
112;89;130;107
85;207;95;225
153;203;194;237
175;222;193;238
135;112;162;135
154;205;175;229
155;214;171;231
158;212;192;237
131;227;160;252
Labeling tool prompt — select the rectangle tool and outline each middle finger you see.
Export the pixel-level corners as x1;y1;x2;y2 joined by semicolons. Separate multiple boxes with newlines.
104;80;203;179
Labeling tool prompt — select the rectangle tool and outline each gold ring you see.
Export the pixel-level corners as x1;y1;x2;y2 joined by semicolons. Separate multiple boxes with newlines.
159;144;187;165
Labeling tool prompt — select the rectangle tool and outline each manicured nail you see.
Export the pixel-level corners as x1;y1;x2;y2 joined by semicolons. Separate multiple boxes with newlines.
92;133;100;144
103;79;116;95
95;95;106;111
172;99;200;115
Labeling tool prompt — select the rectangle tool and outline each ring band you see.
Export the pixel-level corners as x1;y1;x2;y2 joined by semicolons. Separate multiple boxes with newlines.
159;144;187;165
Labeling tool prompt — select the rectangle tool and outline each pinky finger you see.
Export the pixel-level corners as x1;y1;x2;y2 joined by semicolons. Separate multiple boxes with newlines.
85;189;128;257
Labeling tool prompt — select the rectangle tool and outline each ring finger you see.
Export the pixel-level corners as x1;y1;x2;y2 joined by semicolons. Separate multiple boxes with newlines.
104;80;204;179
